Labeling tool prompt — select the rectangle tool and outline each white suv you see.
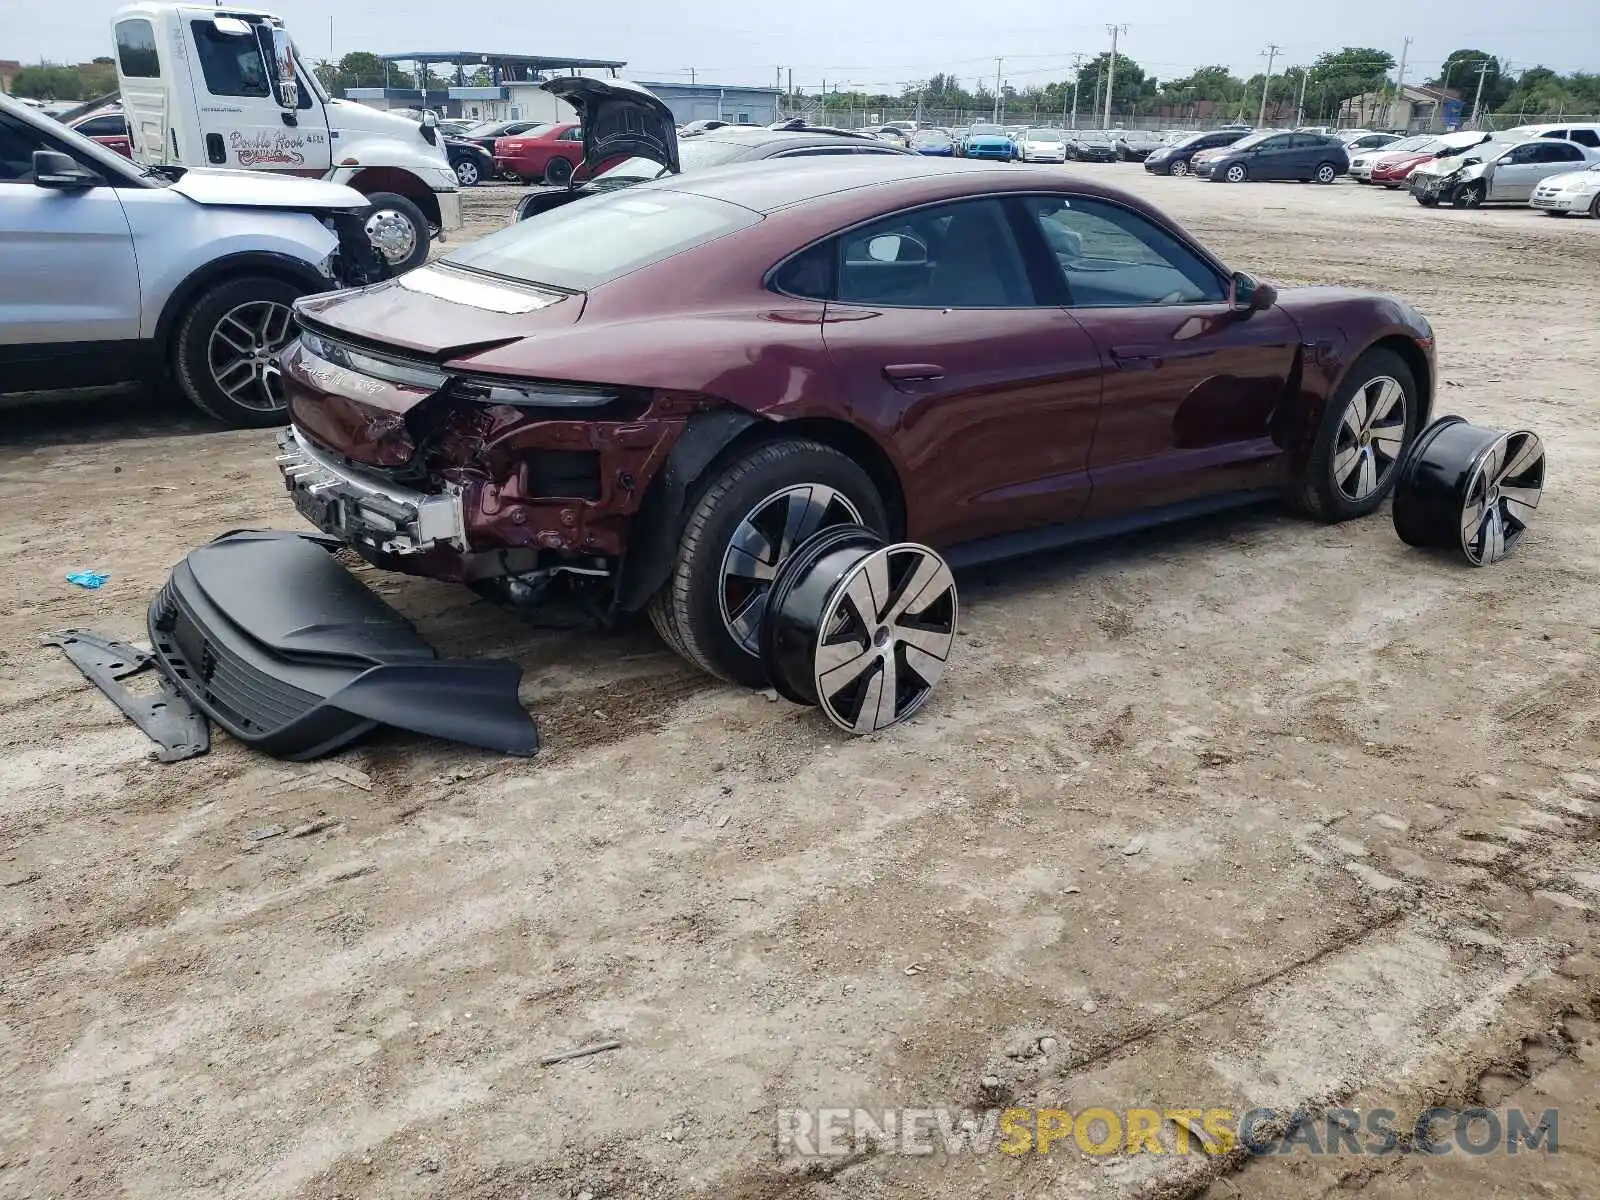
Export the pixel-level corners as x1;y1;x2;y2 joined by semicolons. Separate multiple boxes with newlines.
0;93;384;427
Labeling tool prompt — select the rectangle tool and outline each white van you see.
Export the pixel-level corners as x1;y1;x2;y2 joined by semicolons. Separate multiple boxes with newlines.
1499;123;1600;151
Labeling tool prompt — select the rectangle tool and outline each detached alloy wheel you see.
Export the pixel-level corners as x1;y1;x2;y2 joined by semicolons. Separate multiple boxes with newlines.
1224;163;1248;183
173;275;302;428
649;438;889;686
1290;348;1417;521
1394;418;1545;566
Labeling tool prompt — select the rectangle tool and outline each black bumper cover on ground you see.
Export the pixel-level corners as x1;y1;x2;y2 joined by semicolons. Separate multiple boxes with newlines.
148;530;540;761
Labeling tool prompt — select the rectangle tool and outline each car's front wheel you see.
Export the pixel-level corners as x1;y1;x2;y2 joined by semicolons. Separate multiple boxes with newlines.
172;275;303;428
1224;163;1248;183
1314;162;1339;184
1453;182;1486;209
1289;348;1418;522
453;157;481;186
649;438;890;686
1168;159;1188;176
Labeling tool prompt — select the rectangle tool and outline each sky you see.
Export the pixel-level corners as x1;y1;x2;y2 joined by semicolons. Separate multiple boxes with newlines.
4;0;1596;93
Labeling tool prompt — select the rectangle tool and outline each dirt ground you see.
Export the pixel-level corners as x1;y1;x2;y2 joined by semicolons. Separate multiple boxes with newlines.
3;168;1600;1200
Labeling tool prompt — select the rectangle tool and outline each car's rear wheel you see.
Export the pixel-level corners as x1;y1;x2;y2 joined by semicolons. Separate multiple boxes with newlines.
544;157;573;185
1590;193;1600;219
453;157;481;186
363;192;431;273
1168;159;1188;176
1454;182;1486;209
648;438;889;686
172;275;303;428
1289;348;1418;522
1224;163;1248;183
1314;162;1338;184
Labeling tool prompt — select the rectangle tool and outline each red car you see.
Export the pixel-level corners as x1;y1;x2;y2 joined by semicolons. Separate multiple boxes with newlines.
494;121;588;184
271;79;1435;688
69;110;131;158
1370;151;1439;188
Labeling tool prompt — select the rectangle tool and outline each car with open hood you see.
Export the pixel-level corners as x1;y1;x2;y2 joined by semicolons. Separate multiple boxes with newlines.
1409;135;1600;208
508;82;906;222
1529;159;1600;217
268;154;1435;693
0;90;384;426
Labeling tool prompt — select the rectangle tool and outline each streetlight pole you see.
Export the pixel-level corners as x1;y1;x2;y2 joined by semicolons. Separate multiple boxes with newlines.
1258;43;1280;126
1103;24;1127;129
992;57;1003;122
1295;69;1308;127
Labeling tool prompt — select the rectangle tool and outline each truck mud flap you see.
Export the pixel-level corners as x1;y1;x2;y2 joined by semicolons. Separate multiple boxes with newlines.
147;530;540;761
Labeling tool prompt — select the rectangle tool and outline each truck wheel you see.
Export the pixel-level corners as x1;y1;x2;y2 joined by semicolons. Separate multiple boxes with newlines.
543;157;574;185
173;275;303;429
363;192;431;273
648;438;889;686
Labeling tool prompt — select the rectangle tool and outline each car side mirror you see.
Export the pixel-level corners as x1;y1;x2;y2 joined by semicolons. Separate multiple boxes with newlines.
1230;271;1277;313
33;150;99;190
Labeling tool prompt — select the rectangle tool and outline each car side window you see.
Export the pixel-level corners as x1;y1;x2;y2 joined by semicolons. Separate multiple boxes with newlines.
833;198;1034;308
76;115;126;138
1570;130;1600;149
1021;195;1225;308
0;115;51;184
189;20;271;98
1536;142;1584;162
558;127;583;142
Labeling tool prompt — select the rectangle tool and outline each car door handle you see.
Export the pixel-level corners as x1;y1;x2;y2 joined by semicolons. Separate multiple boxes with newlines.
882;363;945;382
1110;346;1164;370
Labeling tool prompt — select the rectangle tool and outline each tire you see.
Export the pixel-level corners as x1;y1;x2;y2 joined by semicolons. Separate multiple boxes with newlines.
1314;162;1338;184
1288;348;1419;522
1168;159;1188;177
1591;193;1600;220
453;156;481;187
543;156;573;185
1416;195;1438;207
647;438;889;686
1224;162;1247;183
172;275;305;429
1543;209;1567;217
362;192;430;273
1453;182;1485;210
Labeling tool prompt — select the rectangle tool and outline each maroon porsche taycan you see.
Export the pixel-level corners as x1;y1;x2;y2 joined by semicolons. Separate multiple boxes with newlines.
275;148;1435;686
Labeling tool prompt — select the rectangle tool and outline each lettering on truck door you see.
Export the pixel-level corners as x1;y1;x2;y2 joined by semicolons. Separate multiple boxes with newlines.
186;17;331;175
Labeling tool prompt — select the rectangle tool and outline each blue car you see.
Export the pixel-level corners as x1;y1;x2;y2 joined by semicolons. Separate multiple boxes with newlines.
909;128;956;156
960;122;1014;161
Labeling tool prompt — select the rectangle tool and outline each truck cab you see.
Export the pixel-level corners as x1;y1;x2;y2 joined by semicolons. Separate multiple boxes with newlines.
111;2;460;270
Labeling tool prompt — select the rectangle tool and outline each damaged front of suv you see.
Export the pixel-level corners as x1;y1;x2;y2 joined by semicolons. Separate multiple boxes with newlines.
275;76;701;611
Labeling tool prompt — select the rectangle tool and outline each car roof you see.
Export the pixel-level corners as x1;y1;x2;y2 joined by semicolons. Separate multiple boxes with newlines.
638;154;1133;215
689;127;893;152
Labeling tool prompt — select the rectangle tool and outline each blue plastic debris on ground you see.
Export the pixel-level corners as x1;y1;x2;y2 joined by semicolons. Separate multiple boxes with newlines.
66;571;110;590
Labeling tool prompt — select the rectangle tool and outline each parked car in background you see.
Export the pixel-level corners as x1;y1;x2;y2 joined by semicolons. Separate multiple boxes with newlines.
1144;128;1247;175
1499;122;1600;150
960;122;1014;160
873;125;910;148
458;118;551;156
680;119;733;136
513;80;908;222
1067;130;1117;162
494;121;588;184
909;128;956;156
68;110;132;157
437;118;475;137
444;136;493;186
1530;160;1600;217
1349;134;1437;182
275;153;1435;690
1341;131;1402;153
1367;132;1489;188
0;90;383;427
1113;129;1166;161
1015;127;1068;163
1410;136;1599;208
1199;131;1349;183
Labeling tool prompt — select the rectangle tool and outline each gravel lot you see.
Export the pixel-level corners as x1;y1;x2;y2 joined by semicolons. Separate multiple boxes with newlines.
3;167;1600;1200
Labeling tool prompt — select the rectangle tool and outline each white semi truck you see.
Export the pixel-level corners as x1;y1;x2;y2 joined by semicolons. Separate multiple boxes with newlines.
110;3;461;271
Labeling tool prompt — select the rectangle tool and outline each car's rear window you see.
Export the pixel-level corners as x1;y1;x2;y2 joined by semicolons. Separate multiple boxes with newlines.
443;188;759;291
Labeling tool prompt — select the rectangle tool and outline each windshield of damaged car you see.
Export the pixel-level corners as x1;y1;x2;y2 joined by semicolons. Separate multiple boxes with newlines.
444;189;759;291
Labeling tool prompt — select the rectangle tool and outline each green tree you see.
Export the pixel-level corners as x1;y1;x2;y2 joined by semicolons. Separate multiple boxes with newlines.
10;64;89;100
1305;47;1395;120
1076;52;1151;119
1433;49;1511;110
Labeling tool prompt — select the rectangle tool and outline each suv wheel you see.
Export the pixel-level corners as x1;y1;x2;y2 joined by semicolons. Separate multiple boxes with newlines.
648;438;889;686
1289;348;1418;522
173;276;304;428
363;192;431;273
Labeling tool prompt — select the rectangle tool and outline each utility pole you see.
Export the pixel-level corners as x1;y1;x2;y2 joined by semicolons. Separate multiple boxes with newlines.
788;67;793;109
689;67;696;86
993;57;1003;122
1068;52;1085;129
1392;36;1412;128
1468;59;1491;128
1258;43;1280;126
1295;67;1309;126
1103;24;1127;129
